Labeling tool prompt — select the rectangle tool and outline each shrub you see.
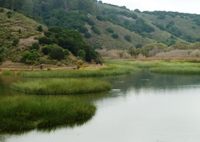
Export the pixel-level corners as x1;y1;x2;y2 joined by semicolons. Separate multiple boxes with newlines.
0;55;3;62
12;39;19;46
50;48;65;60
21;50;39;64
37;25;43;32
84;32;91;38
30;43;40;50
77;50;86;60
0;8;4;12
92;26;101;35
106;28;114;33
124;35;131;42
64;49;70;56
96;15;105;21
112;34;119;39
42;46;52;55
7;11;12;18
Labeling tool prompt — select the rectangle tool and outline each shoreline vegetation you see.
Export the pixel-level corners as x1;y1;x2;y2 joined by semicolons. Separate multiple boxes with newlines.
1;58;200;133
0;95;96;133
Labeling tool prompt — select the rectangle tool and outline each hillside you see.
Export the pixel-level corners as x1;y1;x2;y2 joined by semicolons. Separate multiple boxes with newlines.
0;8;102;66
0;8;45;62
1;0;200;60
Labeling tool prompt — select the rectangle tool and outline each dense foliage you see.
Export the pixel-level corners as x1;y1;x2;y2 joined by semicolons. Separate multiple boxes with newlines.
39;26;102;62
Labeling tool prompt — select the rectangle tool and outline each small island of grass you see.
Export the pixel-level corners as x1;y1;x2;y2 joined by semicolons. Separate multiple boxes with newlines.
12;78;111;95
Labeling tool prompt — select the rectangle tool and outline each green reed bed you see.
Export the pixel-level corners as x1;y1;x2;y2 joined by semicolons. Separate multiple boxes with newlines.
12;78;111;95
22;65;139;78
0;95;96;133
150;66;200;74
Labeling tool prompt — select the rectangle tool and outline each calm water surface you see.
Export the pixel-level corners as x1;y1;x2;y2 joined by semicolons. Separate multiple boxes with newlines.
1;71;200;142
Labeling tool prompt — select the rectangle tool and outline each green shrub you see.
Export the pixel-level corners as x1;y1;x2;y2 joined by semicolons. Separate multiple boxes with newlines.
12;39;19;46
64;49;70;56
37;25;43;32
0;8;4;12
6;11;12;18
92;26;101;35
77;50;86;60
0;55;3;62
124;35;131;42
112;34;119;39
30;42;40;50
106;28;114;33
50;48;65;60
84;32;91;38
96;15;106;21
42;47;52;55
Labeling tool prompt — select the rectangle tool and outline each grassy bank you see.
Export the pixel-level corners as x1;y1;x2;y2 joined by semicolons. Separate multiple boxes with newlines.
12;78;111;95
0;95;96;133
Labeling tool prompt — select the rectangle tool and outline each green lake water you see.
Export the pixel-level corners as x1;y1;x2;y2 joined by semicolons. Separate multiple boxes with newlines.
1;71;200;142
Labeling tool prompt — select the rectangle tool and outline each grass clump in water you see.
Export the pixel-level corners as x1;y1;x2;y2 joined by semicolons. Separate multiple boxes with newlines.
0;95;96;133
12;78;111;95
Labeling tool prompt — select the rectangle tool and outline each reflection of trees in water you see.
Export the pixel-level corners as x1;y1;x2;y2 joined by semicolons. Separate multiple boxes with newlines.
0;135;6;142
109;70;200;95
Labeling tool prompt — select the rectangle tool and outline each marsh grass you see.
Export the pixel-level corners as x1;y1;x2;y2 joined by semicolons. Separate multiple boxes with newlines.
22;64;139;78
150;66;200;74
11;78;111;95
0;95;96;133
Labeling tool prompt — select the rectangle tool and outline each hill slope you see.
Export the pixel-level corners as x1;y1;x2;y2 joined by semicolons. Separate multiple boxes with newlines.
1;1;200;55
0;8;44;62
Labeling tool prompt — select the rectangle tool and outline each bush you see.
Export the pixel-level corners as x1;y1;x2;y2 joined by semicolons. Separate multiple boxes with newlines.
96;15;105;21
42;46;52;55
12;39;19;46
77;50;86;60
37;25;43;32
112;34;119;39
64;49;70;56
124;35;131;42
50;48;65;60
30;43;40;50
7;11;12;18
106;28;114;33
92;26;101;35
0;8;4;12
84;32;91;38
0;55;3;62
21;50;39;64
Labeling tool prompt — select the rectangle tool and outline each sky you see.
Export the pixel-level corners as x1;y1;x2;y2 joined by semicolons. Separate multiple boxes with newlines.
101;0;200;14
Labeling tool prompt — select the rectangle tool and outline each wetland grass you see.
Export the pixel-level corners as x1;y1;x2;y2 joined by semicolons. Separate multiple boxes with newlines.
0;95;96;133
22;64;139;78
11;78;112;95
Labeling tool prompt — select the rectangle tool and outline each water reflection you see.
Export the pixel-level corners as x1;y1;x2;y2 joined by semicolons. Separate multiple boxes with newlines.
109;70;200;95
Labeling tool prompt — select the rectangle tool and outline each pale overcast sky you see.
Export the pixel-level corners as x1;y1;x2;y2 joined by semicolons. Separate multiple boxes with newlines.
101;0;200;14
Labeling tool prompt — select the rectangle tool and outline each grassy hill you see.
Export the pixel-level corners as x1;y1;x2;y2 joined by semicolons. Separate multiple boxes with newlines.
1;1;200;61
0;8;45;62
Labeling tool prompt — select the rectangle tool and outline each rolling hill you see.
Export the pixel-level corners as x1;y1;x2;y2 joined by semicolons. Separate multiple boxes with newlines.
1;0;200;62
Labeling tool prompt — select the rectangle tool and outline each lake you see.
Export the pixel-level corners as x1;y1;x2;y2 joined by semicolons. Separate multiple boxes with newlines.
1;70;200;142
